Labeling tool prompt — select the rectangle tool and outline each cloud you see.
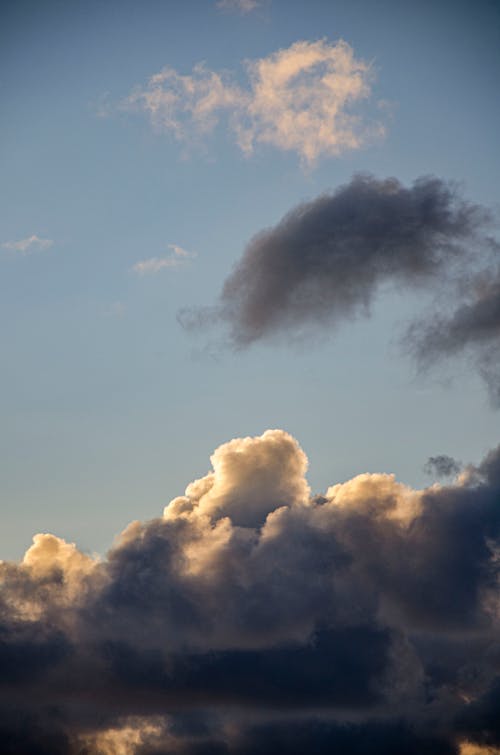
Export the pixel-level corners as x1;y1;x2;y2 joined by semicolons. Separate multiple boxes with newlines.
216;0;264;13
2;429;500;751
180;174;490;347
124;39;382;165
424;455;462;479
180;172;500;400
132;243;195;275
408;266;500;404
1;234;53;253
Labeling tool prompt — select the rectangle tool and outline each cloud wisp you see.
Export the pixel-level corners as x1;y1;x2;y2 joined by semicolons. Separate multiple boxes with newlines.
408;266;500;404
2;428;500;752
1;234;53;254
216;0;264;13
124;39;382;165
181;173;500;400
132;243;195;275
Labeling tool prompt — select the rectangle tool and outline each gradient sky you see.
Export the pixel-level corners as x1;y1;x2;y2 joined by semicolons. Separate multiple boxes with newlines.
1;0;500;562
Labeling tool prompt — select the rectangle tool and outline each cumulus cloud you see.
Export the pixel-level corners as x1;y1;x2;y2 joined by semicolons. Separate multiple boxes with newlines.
124;39;382;165
131;243;195;275
1;234;53;253
2;429;500;752
180;174;491;346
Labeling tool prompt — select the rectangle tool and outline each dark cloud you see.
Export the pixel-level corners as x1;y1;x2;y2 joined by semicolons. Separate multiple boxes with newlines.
424;455;462;479
2;430;500;752
409;268;500;404
180;173;500;401
180;174;491;347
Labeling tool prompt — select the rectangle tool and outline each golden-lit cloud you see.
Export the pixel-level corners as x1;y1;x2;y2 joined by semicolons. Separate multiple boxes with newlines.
124;39;382;165
460;744;500;755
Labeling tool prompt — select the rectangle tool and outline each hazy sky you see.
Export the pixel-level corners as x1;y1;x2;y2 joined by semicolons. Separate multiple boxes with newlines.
3;2;500;753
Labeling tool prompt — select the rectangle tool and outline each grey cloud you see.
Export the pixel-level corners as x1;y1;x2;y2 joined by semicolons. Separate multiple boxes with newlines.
409;267;500;404
2;431;500;752
180;174;491;348
424;455;462;479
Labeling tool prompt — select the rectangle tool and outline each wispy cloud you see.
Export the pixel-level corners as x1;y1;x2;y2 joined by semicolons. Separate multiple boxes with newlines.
131;243;195;275
124;39;382;166
1;234;53;254
216;0;264;13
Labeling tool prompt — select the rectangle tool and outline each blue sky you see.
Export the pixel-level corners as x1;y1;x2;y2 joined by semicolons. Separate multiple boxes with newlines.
1;0;500;560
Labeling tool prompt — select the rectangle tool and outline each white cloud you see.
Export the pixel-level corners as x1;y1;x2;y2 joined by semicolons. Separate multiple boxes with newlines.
1;234;53;253
124;39;383;165
216;0;263;13
131;243;195;275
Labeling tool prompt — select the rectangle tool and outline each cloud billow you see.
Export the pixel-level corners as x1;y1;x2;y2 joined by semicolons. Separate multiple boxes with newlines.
2;428;500;752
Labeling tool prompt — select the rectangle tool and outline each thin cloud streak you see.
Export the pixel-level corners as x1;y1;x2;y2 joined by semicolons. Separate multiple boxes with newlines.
124;39;383;165
1;234;53;253
216;0;264;13
132;243;195;275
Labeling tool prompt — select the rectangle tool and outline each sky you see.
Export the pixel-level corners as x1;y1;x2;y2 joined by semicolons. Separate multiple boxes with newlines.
1;1;500;753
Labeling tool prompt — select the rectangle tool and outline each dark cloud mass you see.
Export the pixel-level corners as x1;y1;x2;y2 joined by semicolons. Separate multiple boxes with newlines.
2;429;500;753
181;173;500;400
181;174;490;344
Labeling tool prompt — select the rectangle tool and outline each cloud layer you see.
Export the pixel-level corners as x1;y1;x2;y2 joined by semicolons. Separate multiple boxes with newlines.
125;40;382;165
2;429;500;752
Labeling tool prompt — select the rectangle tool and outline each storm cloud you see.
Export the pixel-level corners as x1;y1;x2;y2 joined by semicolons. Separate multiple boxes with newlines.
2;429;500;752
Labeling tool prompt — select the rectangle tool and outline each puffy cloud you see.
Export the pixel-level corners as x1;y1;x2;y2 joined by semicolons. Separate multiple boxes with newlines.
2;430;500;752
1;234;53;253
164;429;310;527
181;174;490;346
124;39;381;165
